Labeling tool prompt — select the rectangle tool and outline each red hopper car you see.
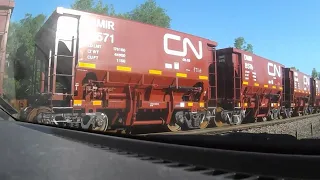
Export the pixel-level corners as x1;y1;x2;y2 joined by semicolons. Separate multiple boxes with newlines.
21;7;320;132
311;78;320;112
282;68;311;117
216;48;284;126
23;7;218;132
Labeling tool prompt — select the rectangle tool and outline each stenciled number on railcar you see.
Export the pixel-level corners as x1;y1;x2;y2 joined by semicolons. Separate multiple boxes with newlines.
113;47;127;64
194;67;202;73
182;58;191;62
96;32;114;43
245;62;254;70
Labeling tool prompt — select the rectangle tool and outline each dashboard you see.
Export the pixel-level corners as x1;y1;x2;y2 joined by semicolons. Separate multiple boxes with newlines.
1;115;320;179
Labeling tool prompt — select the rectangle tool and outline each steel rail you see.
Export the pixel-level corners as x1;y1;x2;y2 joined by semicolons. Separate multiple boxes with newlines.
139;113;320;136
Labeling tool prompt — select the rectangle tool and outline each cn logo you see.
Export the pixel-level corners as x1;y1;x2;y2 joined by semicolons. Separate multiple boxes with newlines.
267;62;281;78
163;33;203;60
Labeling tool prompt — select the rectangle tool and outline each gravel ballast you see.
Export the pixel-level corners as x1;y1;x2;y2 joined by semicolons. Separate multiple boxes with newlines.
239;116;320;139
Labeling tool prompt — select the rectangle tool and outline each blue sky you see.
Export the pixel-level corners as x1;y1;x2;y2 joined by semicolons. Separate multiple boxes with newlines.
11;0;320;75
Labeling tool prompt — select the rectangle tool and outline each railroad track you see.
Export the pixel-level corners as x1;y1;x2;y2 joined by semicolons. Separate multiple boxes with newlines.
139;113;320;136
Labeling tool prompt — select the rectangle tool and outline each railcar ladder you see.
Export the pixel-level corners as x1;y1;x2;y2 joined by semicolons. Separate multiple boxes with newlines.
289;70;294;105
233;59;242;108
208;47;217;108
50;36;77;119
281;67;286;105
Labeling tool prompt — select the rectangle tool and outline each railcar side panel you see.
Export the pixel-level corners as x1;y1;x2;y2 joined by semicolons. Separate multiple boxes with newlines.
59;8;217;81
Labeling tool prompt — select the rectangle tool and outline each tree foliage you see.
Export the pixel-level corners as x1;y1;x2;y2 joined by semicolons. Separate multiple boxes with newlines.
312;68;318;79
5;14;46;99
71;0;116;15
234;37;253;53
71;0;171;28
290;67;299;71
126;0;171;28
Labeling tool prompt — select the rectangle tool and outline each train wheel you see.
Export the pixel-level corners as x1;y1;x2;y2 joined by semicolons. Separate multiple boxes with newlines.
232;115;243;125
199;111;211;129
260;117;267;122
268;112;275;121
19;107;33;121
213;107;225;127
274;112;279;120
27;106;52;123
167;112;183;132
199;120;209;129
92;113;108;132
213;119;224;127
284;109;292;118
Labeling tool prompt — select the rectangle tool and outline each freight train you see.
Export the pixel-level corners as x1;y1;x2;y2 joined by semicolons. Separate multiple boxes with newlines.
17;7;320;132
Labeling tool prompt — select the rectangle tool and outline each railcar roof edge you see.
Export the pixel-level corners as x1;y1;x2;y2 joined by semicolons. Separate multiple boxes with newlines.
0;0;14;9
217;47;286;67
36;7;218;47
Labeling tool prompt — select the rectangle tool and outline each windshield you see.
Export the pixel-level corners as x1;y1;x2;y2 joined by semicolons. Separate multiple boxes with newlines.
1;0;320;138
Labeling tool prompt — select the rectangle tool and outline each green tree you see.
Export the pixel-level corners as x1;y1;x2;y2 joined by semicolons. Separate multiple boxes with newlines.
5;13;46;99
290;67;299;71
312;68;318;78
71;0;116;15
234;37;254;53
71;0;171;28
127;0;171;28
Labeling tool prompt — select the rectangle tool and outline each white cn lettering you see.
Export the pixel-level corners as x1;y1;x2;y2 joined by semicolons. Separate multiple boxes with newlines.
96;19;115;30
267;62;281;78
244;54;252;61
163;33;203;60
